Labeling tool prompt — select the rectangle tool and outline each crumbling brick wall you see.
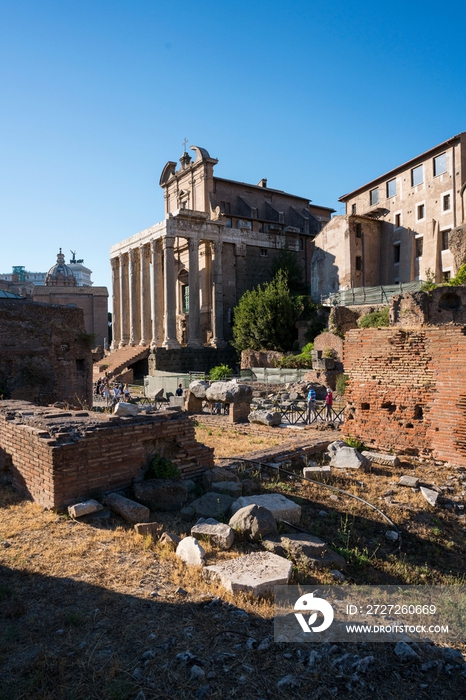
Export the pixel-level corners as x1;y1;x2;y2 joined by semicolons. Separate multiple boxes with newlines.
0;401;214;508
343;327;466;464
0;299;92;407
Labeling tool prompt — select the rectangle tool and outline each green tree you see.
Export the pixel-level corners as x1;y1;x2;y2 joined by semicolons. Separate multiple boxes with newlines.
270;243;307;294
232;270;308;352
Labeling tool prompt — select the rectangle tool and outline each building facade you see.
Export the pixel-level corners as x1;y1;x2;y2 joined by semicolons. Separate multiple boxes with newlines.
110;146;334;357
312;133;466;301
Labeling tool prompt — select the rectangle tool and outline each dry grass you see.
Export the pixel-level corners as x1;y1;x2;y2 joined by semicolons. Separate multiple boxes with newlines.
1;424;466;699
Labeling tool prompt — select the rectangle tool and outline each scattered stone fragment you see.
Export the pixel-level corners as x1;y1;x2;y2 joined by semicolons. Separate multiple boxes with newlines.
184;479;196;493
262;533;345;570
194;685;210;699
303;466;331;478
229;504;278;541
420;486;439;507
133;479;187;511
176;536;206;566
160;532;181;548
442;647;464;664
132;667;144;680
331;569;346;581
398;475;420;488
248;410;282;427
308;650;322;667
175;587;188;595
394;641;420;661
114;401;139;417
176;650;196;664
211;481;243;498
205;381;253;404
189;380;210;399
327;440;348;456
258;636;272;651
180;506;195;521
385;530;399;542
330;447;370;470
68;499;103;518
190;665;205;681
240;478;261;496
104;493;150;524
230;494;301;524
191;518;235;550
202;467;238;489
190;492;235;519
354;656;375;673
134;691;146;700
203;551;292;596
318;510;328;517
361;451;400;467
134;521;163;538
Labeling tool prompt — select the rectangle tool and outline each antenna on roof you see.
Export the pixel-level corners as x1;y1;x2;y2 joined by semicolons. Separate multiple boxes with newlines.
182;137;188;153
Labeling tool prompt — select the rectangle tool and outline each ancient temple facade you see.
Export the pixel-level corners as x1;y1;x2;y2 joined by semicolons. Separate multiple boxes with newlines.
109;145;333;366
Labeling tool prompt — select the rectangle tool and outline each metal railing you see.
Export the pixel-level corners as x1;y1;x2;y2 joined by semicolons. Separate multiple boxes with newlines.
321;281;424;307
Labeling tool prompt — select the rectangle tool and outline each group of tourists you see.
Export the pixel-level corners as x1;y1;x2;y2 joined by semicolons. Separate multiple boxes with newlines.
306;385;333;424
94;376;131;405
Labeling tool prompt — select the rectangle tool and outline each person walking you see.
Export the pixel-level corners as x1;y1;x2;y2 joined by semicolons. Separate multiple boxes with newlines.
175;383;183;397
325;387;333;421
306;385;316;424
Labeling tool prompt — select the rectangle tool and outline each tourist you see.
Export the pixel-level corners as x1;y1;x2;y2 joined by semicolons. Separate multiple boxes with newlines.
175;383;183;397
325;387;333;421
306;385;316;424
123;384;131;401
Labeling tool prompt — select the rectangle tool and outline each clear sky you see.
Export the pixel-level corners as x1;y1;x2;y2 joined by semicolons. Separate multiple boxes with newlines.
1;0;465;291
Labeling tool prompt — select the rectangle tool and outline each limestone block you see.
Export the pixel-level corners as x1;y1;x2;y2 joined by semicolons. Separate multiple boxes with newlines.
105;493;150;524
202;467;238;489
176;536;206;566
190;492;235;519
134;521;163;537
330;447;370;470
191;518;235;550
229;504;278;541
241;478;261;496
205;381;253;404
189;380;210;399
420;486;439;507
248;410;281;427
229;401;251;423
210;481;243;498
160;532;181;548
113;402;139;417
327;440;348;456
203;551;292;596
303;466;331;478
398;475;419;488
133;479;187;511
362;451;400;467
68;499;104;518
230;494;301;524
261;534;345;570
186;391;203;413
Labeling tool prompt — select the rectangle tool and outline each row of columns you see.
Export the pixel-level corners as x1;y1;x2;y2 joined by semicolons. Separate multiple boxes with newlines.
110;237;225;350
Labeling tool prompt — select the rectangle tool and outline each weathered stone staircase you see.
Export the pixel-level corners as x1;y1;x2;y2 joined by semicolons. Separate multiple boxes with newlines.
94;345;150;380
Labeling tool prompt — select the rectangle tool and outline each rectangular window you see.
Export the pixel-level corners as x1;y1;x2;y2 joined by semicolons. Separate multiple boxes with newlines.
441;229;451;251
370;188;379;205
221;201;231;214
417;204;425;220
394;244;401;264
355;256;362;271
182;284;189;313
434;153;447;176
351;203;357;215
443;193;451;211
415;237;423;258
299;238;304;250
260;248;268;257
411;165;424;186
395;213;401;228
355;223;362;238
387;179;397;198
225;217;232;228
443;271;451;282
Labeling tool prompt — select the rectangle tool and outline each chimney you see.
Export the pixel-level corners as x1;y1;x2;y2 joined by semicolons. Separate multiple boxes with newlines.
257;178;267;188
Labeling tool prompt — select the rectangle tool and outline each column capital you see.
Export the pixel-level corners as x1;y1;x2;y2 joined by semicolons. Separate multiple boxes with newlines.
110;256;120;270
163;236;175;250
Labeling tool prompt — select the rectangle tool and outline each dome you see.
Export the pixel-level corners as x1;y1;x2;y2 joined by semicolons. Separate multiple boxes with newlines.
45;249;77;287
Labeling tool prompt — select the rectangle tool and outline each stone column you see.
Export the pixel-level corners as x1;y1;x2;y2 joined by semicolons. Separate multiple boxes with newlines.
140;244;151;345
210;240;226;348
187;238;203;347
119;252;130;347
162;237;180;349
150;239;164;347
128;248;141;346
110;257;121;350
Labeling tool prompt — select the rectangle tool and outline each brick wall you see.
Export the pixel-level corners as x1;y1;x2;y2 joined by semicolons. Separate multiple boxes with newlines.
0;401;214;508
0;299;92;407
343;326;466;464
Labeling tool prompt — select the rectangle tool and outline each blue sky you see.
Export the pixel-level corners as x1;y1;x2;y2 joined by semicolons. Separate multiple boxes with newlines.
1;0;465;290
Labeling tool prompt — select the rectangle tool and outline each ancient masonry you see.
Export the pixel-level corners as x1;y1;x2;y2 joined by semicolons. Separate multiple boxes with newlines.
343;326;466;463
0;401;214;509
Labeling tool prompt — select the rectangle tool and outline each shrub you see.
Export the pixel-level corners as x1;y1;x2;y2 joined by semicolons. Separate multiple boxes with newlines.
448;263;466;286
335;373;349;396
358;306;389;328
146;454;180;479
209;364;232;381
277;342;313;369
345;435;365;451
